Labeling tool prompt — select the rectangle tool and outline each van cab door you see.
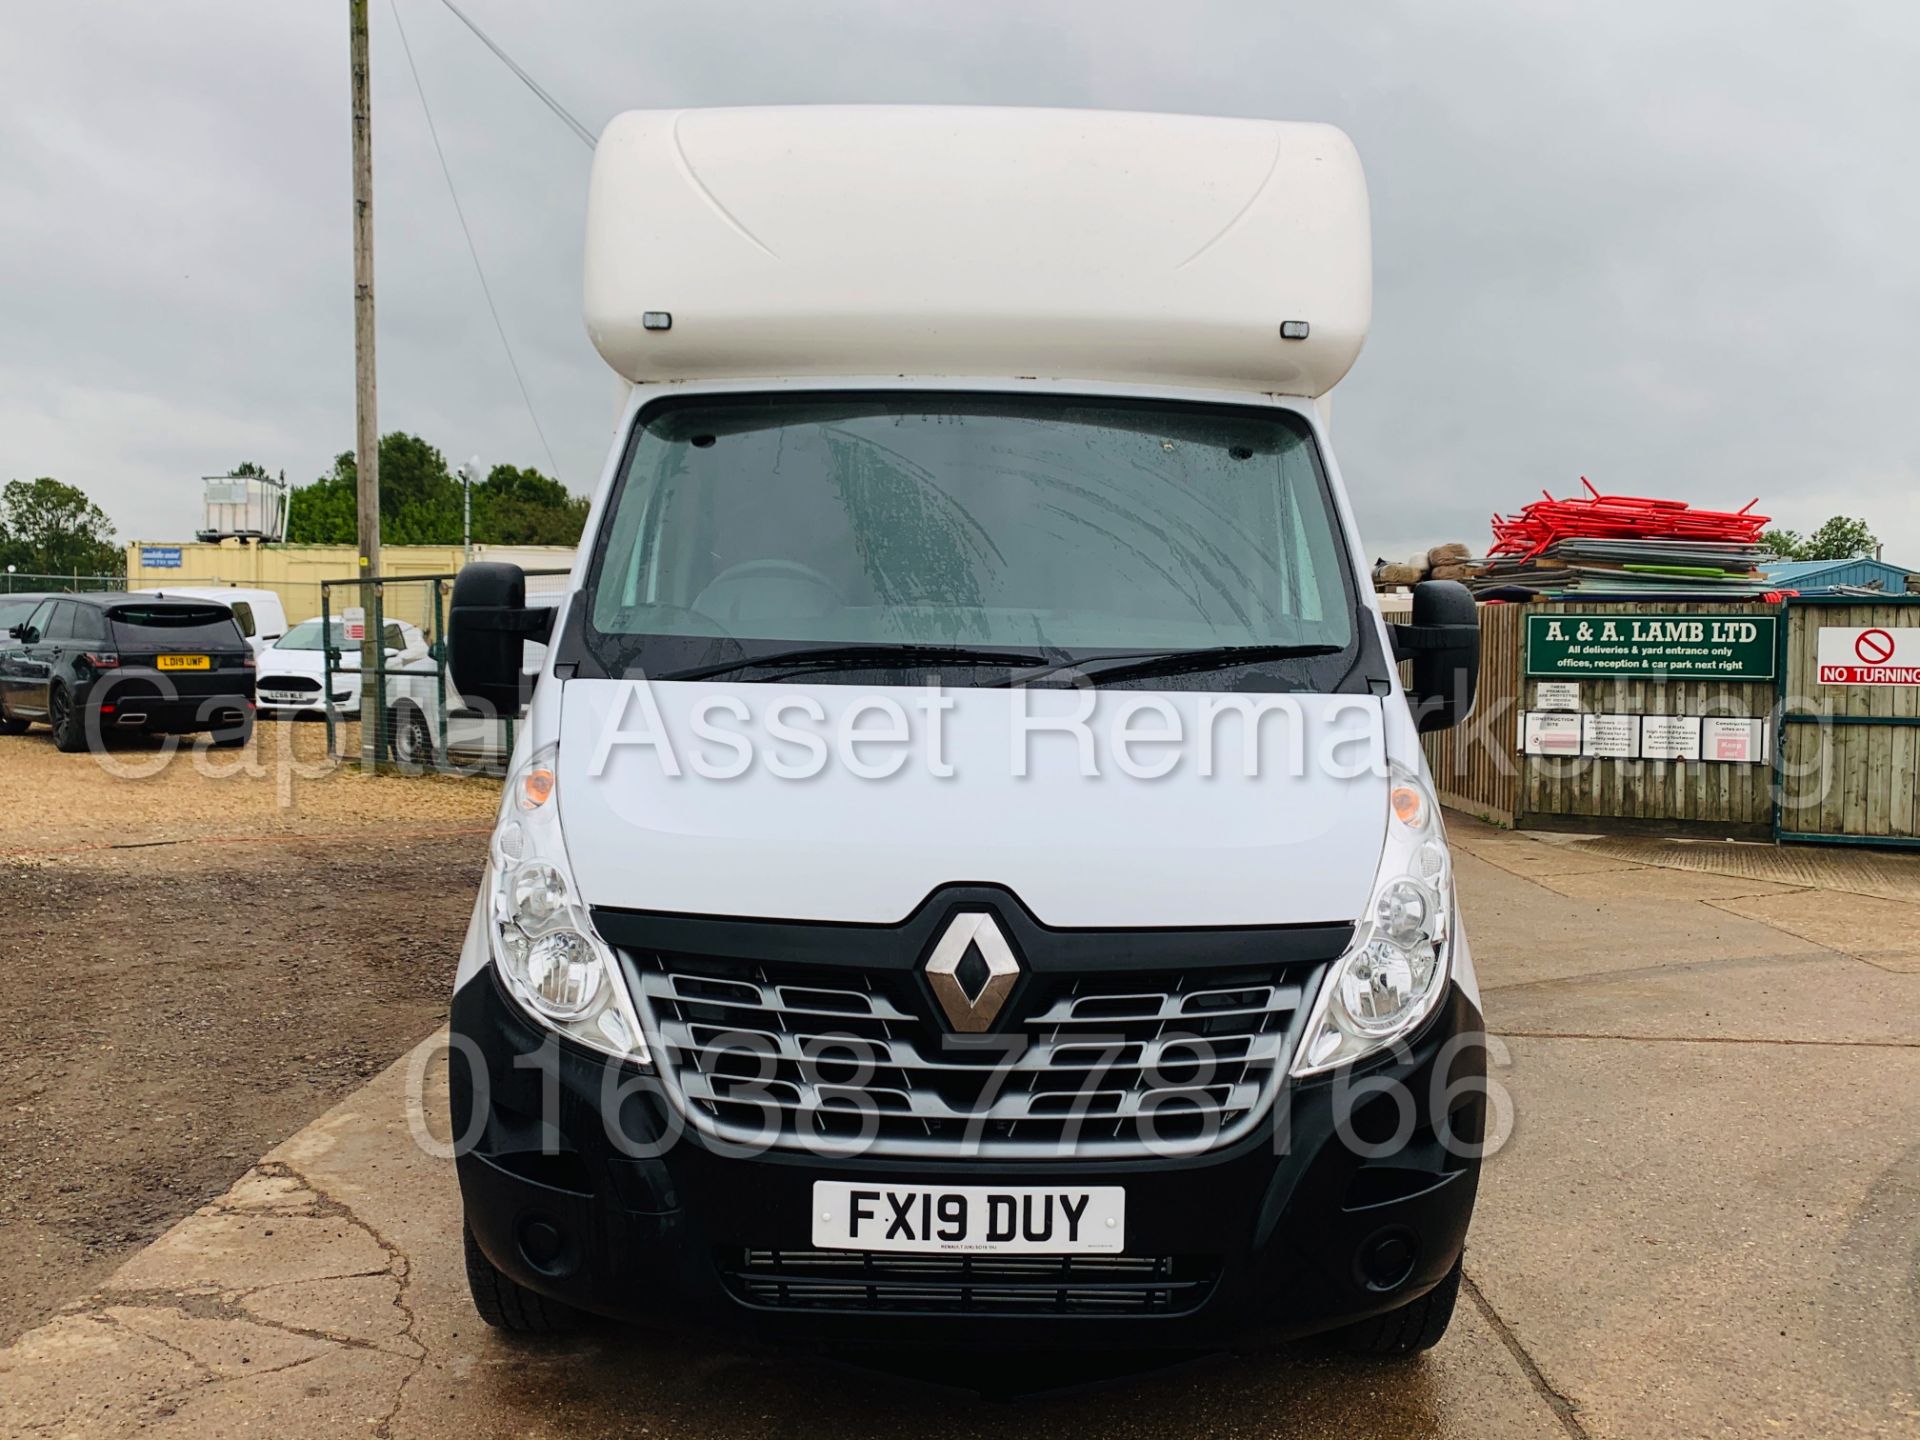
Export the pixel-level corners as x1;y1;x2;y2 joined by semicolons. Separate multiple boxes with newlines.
253;596;288;647
227;601;260;657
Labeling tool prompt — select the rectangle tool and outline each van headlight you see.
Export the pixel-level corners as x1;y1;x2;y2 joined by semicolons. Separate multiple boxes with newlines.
1291;762;1454;1076
488;743;650;1064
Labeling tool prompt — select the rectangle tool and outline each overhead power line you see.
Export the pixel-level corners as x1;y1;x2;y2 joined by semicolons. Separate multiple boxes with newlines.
431;0;597;149
388;0;563;482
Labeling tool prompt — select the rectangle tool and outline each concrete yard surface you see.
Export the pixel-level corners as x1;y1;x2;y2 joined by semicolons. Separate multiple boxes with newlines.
0;1048;1577;1440
2;817;1918;1437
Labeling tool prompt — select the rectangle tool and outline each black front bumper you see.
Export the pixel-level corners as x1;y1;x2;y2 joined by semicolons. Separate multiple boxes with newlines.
450;968;1486;1348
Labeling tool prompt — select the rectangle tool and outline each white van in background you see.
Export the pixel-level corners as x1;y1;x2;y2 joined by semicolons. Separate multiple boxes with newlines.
136;586;287;658
444;107;1485;1356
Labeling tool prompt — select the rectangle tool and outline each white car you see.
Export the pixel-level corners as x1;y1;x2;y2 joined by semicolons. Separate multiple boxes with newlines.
255;616;432;719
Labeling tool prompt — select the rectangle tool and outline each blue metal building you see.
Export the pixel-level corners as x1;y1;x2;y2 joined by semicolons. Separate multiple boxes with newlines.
1760;557;1917;593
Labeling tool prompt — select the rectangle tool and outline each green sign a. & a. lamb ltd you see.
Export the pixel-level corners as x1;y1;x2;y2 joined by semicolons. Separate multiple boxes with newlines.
1524;612;1778;681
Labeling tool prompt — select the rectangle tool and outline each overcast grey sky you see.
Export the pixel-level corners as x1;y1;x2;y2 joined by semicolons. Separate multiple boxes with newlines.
3;2;1916;562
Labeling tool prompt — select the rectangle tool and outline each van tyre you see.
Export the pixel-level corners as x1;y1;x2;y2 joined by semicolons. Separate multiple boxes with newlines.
389;703;437;770
49;687;87;753
463;1224;574;1335
1333;1256;1462;1357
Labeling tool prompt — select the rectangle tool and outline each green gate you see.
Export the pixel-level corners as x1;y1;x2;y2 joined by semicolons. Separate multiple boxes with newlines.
1775;595;1920;848
314;568;569;773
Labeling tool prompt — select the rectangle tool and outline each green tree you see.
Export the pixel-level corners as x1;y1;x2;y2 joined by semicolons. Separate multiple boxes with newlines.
1760;527;1804;560
286;433;461;545
285;465;358;544
0;477;124;577
286;437;586;547
1799;515;1878;562
472;463;589;546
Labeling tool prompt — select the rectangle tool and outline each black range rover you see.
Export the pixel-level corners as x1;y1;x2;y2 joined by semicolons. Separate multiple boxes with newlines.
0;594;255;750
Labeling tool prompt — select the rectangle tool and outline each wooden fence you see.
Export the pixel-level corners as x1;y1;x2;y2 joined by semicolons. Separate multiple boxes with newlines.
1517;598;1777;836
1422;603;1523;825
1424;600;1779;837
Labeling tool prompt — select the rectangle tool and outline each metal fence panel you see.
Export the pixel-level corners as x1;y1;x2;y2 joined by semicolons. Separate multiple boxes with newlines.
302;569;570;774
0;573;128;595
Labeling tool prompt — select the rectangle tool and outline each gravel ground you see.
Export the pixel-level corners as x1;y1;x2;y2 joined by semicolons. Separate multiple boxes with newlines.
0;716;497;852
0;720;497;1344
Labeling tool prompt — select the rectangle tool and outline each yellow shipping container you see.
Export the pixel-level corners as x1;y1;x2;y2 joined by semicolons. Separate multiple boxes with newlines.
123;541;575;634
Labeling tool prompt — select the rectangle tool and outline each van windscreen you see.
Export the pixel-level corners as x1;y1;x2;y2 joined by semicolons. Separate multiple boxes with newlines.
583;393;1360;688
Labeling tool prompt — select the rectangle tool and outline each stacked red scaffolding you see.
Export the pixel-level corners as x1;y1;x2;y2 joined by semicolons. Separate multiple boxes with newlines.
1489;478;1769;560
1470;477;1778;597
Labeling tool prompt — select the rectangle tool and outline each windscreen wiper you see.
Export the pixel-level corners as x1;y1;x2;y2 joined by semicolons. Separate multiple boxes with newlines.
990;643;1344;688
656;643;1056;683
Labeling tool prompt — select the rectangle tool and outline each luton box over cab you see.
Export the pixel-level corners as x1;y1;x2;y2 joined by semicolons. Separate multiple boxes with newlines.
464;107;1470;728
583;106;1371;399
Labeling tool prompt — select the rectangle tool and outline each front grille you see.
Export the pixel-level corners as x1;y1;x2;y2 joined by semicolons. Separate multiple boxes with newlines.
258;675;320;695
631;952;1314;1158
721;1248;1216;1316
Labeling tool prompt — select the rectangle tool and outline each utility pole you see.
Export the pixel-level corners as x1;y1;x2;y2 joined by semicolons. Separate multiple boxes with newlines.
349;0;382;763
459;456;483;563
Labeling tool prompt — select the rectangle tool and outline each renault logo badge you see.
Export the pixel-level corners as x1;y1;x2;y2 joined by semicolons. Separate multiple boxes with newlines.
924;912;1020;1033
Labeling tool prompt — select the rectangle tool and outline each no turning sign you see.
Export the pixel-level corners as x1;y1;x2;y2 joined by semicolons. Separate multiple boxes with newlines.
1817;626;1920;685
1856;629;1896;664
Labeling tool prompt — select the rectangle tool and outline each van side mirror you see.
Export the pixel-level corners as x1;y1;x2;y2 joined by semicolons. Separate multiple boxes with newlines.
1391;581;1479;733
449;563;555;714
6;624;24;642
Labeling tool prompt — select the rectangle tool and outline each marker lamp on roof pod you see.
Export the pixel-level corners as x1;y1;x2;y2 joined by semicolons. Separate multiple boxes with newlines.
1291;762;1454;1077
489;744;650;1065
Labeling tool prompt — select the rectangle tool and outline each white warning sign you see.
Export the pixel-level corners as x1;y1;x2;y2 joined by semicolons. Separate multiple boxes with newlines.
1702;717;1767;764
1817;626;1920;685
1641;715;1704;761
1521;712;1582;756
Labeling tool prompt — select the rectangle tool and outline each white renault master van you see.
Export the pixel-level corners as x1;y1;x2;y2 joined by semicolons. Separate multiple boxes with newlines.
445;107;1486;1355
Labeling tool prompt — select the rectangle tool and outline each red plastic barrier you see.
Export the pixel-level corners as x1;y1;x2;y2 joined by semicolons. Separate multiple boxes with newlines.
1488;477;1770;559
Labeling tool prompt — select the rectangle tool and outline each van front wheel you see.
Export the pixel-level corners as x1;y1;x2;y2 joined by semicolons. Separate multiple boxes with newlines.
1333;1256;1462;1357
462;1225;575;1336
